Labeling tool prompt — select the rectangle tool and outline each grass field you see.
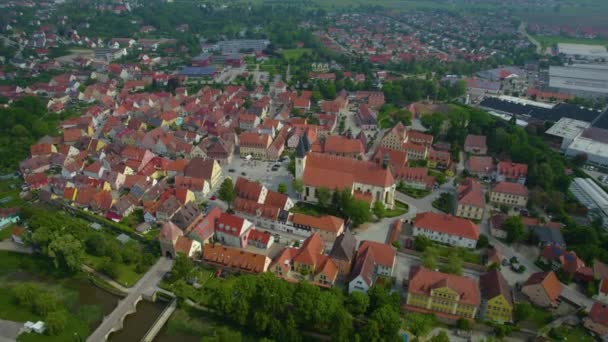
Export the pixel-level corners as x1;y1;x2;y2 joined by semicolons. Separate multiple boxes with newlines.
532;35;608;48
384;200;409;218
279;48;312;60
84;254;144;288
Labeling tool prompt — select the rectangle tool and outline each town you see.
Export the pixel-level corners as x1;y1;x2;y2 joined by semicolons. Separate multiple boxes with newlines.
1;0;608;341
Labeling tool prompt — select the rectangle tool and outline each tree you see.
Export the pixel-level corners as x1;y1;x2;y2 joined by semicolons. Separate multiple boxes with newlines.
403;312;437;336
504;216;526;243
277;183;287;194
46;310;69;335
422;247;439;270
99;257;119;279
414;235;432;252
292;178;304;193
172;253;194;281
85;233;107;256
370;305;401;340
476;234;489;249
218;178;236;209
315;187;331;208
456;318;472;331
345;199;373;226
372;201;386;219
47;233;84;272
360;319;381;342
347;291;370;316
431;330;450;342
441;251;462;275
513;302;533;323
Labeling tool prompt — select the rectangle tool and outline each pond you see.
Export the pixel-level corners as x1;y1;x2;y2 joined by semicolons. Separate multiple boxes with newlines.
108;299;167;342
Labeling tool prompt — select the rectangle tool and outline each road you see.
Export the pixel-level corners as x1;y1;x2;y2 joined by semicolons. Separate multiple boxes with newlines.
519;21;544;55
0;240;33;254
86;257;173;342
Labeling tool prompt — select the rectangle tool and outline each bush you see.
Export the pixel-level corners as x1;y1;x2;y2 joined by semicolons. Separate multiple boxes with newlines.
476;234;489;249
45;310;69;335
456;318;472;331
100;257;120;279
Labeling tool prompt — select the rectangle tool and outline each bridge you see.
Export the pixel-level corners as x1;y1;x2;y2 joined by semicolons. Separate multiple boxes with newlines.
86;257;173;342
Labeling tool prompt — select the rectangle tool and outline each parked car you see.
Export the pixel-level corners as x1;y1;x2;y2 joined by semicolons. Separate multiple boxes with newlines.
228;168;235;173
241;172;247;176
209;195;217;200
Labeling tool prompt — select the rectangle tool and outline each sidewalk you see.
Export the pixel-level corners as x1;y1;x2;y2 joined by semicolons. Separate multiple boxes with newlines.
81;264;131;294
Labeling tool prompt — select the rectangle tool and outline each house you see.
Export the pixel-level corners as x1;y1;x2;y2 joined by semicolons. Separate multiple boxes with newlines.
456;178;485;220
490;182;528;208
322;135;365;158
239;114;260;130
271;233;339;288
0;208;20;228
188;207;222;244
296;136;396;209
203;243;271;274
412;212;480;249
214;212;254;248
11;226;26;245
183;157;222;188
246;229;274;250
239;132;272;160
171;203;203;232
158;221;184;259
464;135;488;155
479;270;513;323
329;231;357;278
291;213;344;242
356;104;377;130
540;245;588;277
465;156;494;179
489;213;508;239
349;240;396;293
532;226;566;248
496;162;528;184
405;266;480;319
521;271;562;308
584;302;608;338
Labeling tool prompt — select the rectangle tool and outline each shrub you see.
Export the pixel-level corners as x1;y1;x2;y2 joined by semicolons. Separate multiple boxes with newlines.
45;310;69;335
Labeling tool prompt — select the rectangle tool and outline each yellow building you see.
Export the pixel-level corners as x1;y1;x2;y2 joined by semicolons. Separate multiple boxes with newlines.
239;132;272;160
456;178;485;220
490;182;528;208
406;266;480;319
479;269;513;323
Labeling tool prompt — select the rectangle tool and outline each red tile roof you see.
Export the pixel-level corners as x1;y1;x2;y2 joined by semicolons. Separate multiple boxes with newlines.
291;213;344;234
239;132;272;148
357;240;396;269
466;156;494;174
464;134;487;150
216;212;248;237
414;212;480;240
203;243;269;273
523;271;561;303
323;135;364;155
302;152;394;189
457;178;484;208
492;182;528;197
497;161;528;178
408;266;480;306
589;302;608;326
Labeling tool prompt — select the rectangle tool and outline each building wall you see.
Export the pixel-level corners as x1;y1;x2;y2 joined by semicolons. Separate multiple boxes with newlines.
413;226;477;249
240;146;267;160
406;290;478;319
583;318;608;337
490;191;528;207
481;296;512;323
456;203;484;220
522;284;555;308
490;227;508;239
349;275;371;293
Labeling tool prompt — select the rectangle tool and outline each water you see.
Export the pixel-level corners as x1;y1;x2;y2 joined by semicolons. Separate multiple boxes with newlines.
108;299;167;342
154;330;201;342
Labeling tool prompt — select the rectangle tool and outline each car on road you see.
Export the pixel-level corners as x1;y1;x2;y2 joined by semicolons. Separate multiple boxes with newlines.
228;168;235;172
241;172;247;176
271;167;279;171
209;195;217;200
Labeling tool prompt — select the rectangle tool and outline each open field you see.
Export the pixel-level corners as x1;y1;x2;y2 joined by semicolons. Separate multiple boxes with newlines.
532;35;608;48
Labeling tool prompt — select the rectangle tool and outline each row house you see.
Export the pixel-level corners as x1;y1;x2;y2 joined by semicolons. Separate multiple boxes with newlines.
478;270;513;323
464;134;488;155
238;132;272;160
203;243;271;274
413;212;480;249
496;161;528;184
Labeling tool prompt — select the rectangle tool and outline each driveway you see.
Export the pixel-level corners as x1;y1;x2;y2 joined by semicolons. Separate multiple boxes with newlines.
0;319;23;341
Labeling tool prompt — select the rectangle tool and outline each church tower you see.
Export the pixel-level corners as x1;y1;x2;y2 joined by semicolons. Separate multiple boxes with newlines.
295;133;310;179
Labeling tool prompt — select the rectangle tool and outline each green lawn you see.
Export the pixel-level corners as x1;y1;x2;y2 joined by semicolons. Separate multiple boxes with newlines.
279;48;312;60
0;179;25;208
434;244;482;264
289;202;329;217
398;186;431;199
84;255;143;287
532;35;608;48
0;225;14;240
562;326;595;342
384;201;409;218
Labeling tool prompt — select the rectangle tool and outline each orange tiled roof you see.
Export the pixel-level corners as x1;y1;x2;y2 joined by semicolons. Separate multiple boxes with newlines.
357;240;396;269
523;271;562;303
203;243;269;273
492;182;528;197
457;178;484;208
291;213;344;234
408;266;480;306
414;212;479;241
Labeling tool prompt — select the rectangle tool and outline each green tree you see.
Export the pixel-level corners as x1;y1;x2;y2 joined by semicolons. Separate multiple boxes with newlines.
441;251;463;275
218;178;236;209
99;257;120;279
513;302;533;323
431;330;450;342
45;310;69;335
47;233;84;272
373;201;386;219
360;319;382;342
33;291;60;316
347;291;370;316
13;283;38;308
370;305;401;340
414;235;432;252
403;312;437;336
422;247;439;270
292;178;304;193
85;233;108;256
315;187;331;207
456;318;472;331
476;234;489;249
277;183;287;194
504;216;526;243
345;199;373;226
172;253;194;281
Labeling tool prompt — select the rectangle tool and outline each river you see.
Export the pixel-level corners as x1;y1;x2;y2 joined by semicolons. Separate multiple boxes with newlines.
108;299;167;342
